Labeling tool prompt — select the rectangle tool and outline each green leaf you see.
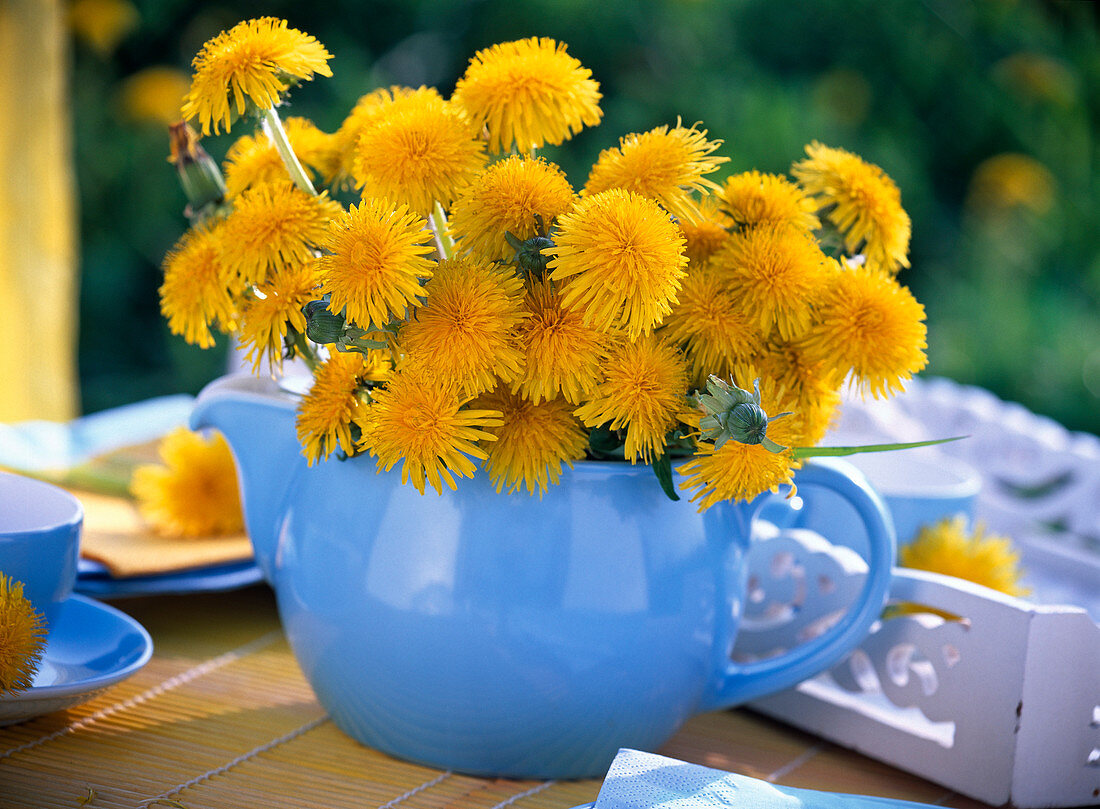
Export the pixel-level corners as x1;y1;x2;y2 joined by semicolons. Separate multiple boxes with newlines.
791;436;967;460
652;453;680;502
587;424;624;459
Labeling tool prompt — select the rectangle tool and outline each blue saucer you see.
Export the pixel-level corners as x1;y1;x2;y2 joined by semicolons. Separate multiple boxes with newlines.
0;594;153;725
76;558;264;598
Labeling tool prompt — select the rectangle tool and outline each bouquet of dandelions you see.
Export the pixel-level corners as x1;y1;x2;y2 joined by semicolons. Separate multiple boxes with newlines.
163;17;934;507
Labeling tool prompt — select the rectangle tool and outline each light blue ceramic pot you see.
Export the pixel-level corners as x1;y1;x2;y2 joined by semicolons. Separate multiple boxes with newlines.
192;374;895;779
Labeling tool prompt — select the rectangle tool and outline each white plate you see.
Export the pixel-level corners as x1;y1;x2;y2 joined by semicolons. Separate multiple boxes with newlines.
0;594;152;725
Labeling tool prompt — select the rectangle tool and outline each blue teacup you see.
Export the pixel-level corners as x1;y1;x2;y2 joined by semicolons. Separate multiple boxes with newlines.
788;451;980;557
844;451;981;545
0;472;83;638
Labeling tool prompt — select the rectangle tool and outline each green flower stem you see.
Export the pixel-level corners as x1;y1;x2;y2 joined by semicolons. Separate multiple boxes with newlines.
429;201;455;260
292;331;321;373
790;436;967;460
262;106;318;196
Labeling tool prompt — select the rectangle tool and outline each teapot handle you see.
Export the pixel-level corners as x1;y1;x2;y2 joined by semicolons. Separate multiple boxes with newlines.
698;459;895;711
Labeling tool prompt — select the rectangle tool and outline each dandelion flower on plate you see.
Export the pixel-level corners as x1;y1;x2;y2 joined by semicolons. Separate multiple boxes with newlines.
351;93;486;216
792;142;911;273
450;156;575;263
131;427;244;537
803;265;927;398
514;279;607;404
547;189;687;339
182;17;333;135
400;257;527;397
900;516;1029;597
317;198;435;330
219;182;341;284
237;259;319;372
0;574;46;696
711;224;829;341
661;265;764;385
296;351;379;464
474;386;588;495
160;221;240;348
357;369;502;495
575;333;690;464
583;122;727;223
223;116;337;197
452;37;602;154
716;171;820;233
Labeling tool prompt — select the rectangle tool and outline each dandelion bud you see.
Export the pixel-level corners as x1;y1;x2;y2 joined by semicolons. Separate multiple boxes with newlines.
505;231;554;279
727;401;770;445
696;376;790;453
303;300;346;346
169;122;227;220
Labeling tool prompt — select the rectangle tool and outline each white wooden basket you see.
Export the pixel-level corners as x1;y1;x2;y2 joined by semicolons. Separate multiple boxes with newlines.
737;377;1100;808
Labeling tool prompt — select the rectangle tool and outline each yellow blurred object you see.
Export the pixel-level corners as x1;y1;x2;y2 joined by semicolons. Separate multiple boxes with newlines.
119;66;191;126
68;0;138;56
966;153;1056;217
0;0;79;422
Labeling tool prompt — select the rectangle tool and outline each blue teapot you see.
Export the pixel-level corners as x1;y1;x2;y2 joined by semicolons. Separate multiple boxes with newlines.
192;374;895;779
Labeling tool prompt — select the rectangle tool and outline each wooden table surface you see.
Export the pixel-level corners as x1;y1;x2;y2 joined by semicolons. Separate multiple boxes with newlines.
0;583;995;809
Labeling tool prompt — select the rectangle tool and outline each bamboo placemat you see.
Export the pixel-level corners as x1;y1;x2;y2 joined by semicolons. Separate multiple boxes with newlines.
0;586;990;809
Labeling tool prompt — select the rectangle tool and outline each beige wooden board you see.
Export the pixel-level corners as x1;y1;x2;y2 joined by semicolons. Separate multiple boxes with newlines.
77;490;252;578
0;587;991;808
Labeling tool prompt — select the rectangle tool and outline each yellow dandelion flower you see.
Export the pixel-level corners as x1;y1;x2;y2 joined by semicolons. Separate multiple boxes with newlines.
0;574;46;696
452;37;602;154
803;266;927;398
237;259;319;372
716;171;820;233
160;221;240;349
679;432;797;509
131;427;244;537
661;266;764;385
792;142;911;273
119;66;191;127
679;197;732;267
547;189;687;339
357;369;502;495
575;334;690;463
900;517;1029;597
681;378;801;507
514;279;607;404
351;93;487;216
332;86;439;182
450;156;575;263
400;257;527;397
296;351;376;464
583;122;727;223
182;17;333;135
474;387;588;495
223;116;337;198
711;224;829;341
218;182;341;284
317;199;435;330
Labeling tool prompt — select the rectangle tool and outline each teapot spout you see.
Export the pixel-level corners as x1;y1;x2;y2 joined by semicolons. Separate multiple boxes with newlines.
190;374;303;583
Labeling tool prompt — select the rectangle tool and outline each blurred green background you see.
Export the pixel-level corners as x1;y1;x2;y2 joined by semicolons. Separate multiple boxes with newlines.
69;0;1100;434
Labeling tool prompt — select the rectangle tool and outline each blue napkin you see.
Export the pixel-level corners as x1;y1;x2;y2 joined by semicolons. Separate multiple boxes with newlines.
0;395;193;472
595;750;942;809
